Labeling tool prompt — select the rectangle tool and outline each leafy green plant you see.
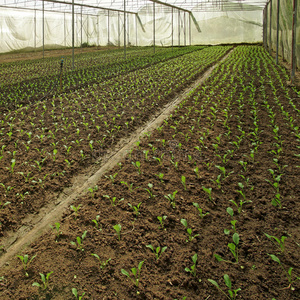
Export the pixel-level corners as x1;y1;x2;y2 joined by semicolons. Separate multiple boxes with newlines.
92;215;102;231
128;202;142;217
268;254;300;290
164;191;178;208
193;202;209;218
181;175;187;190
17;254;36;277
208;274;241;300
32;271;53;290
70;204;82;220
71;231;87;251
0;201;11;209
132;161;142;174
157;215;167;230
50;222;62;241
91;254;111;269
202;186;213;202
113;224;122;241
87;185;98;198
264;233;287;253
146;244;167;260
103;195;124;207
144;183;156;199
121;261;144;288
185;253;198;277
180;219;199;242
215;233;240;264
72;287;85;299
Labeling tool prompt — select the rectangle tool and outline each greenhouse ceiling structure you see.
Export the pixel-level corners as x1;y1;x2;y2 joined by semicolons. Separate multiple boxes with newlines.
0;0;298;71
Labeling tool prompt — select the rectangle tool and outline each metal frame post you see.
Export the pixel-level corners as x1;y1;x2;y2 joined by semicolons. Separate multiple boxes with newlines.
172;7;174;50
80;7;83;47
291;0;297;82
178;10;180;46
72;0;75;70
34;9;37;51
42;0;44;58
124;0;126;59
189;12;191;45
276;0;280;64
108;10;110;45
136;14;138;47
118;12;120;48
269;0;272;54
153;1;155;53
184;12;186;46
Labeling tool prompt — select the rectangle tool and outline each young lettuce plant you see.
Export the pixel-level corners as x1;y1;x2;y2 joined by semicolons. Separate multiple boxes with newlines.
92;215;102;231
264;233;287;253
193;202;209;218
157;215;167;230
17;254;36;277
185;253;198;277
103;195;124;207
71;231;87;251
91;254;111;270
49;222;62;241
146;244;167;260
202;186;213;203
121;260;144;288
215;233;240;264
32;271;53;290
113;224;122;241
72;287;85;300
70;204;82;220
164;191;178;208
180;219;199;242
208;274;241;300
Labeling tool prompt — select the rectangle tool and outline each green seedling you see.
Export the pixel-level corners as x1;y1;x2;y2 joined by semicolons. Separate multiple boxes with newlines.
87;185;98;198
239;160;247;172
71;231;87;251
215;165;233;180
193;202;209;218
17;254;36;277
180;219;199;242
132;161;142;174
144;183;156;199
50;222;62;241
91;254;111;269
268;254;300;290
164;191;178;208
174;297;187;300
105;173;118;184
103;195;124;207
155;172;164;183
32;271;53;290
121;181;138;192
202;186;213;202
0;201;11;209
92;215;102;231
264;233;287;253
70;204;82;220
224;207;237;235
146;244;167;260
157;215;167;230
121;260;144;288
181;175;187;190
72;287;85;300
185;253;198;277
208;274;241;300
193;166;200;179
215;232;240;264
113;224;122;240
128;202;142;217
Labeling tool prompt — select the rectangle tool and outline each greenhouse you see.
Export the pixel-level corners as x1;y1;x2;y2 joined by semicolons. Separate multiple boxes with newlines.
0;1;299;299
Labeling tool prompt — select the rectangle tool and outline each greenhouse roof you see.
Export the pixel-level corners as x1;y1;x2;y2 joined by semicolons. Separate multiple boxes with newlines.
0;0;269;14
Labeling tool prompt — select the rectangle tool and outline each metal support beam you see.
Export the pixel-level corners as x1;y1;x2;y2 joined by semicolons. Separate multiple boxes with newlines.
42;0;45;58
172;7;174;50
34;9;37;51
108;10;110;45
124;0;126;59
189;12;191;45
178;10;180;46
269;0;272;54
276;0;280;64
153;1;155;53
72;0;74;70
291;0;297;82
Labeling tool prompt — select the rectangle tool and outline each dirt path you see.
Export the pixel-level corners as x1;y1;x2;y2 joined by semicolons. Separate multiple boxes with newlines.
0;50;234;269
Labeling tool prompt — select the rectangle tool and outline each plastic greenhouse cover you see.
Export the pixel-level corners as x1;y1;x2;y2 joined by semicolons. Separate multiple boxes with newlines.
0;0;273;54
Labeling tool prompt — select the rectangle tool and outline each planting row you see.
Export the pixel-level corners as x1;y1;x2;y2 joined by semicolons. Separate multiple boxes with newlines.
0;46;203;111
0;45;232;237
0;45;298;299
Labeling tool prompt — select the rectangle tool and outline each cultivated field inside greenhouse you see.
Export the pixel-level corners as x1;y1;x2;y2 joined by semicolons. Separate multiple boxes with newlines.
0;45;299;300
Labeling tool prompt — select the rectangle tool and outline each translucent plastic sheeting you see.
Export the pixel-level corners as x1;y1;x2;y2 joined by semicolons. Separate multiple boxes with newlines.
0;2;264;54
266;0;299;68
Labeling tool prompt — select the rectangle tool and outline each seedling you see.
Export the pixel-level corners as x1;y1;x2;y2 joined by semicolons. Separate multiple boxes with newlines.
132;161;142;174
91;254;111;269
71;231;87;251
181;175;187;190
103;195;124;207
180;219;199;242
32;271;53;290
87;185;98;198
121;260;144;288
208;274;241;300
264;233;287;253
0;201;11;209
239;160;247;172
128;202;142;217
105;173;118;184
202;186;213;203
215;233;240;264
144;183;156;199
70;204;82;220
92;215;102;231
72;287;85;300
155;172;164;183
50;222;62;241
193;202;209;218
17;254;36;277
146;244;167;260
224;208;237;235
113;224;122;240
157;215;167;230
185;253;198;277
121;181;138;192
268;254;300;290
164;191;178;208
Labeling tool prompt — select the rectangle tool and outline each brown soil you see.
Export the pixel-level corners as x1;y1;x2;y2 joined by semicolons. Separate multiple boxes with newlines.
0;45;299;300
